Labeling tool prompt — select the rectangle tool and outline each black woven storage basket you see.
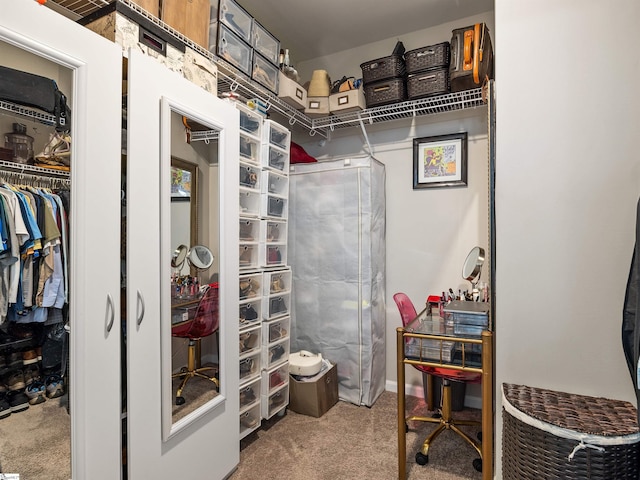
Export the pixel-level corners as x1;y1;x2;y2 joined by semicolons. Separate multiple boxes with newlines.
360;54;406;85
405;42;450;74
502;383;640;480
363;78;406;108
407;68;449;99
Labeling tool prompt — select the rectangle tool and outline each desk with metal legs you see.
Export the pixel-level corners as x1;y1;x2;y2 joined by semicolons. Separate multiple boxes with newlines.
396;310;494;480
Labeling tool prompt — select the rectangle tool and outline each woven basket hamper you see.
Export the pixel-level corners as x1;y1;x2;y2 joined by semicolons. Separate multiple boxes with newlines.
502;383;640;480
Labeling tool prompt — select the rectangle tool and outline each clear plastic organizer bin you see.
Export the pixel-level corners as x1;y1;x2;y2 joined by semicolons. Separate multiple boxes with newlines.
239;217;261;243
239;243;259;269
261;336;290;370
239;349;261;384
261;361;289;395
263;269;291;296
252;20;279;65
239;323;261;356
239;162;261;191
260;219;287;244
218;0;253;44
239;132;261;164
262;316;290;345
239;190;260;217
239;376;261;411
262;383;288;419
262;120;291;151
259;243;287;268
260;194;288;219
239;402;261;439
261;169;289;196
261;144;289;173
237;103;262;138
252;52;279;94
262;292;290;320
239;271;262;301
239;298;261;328
217;24;253;76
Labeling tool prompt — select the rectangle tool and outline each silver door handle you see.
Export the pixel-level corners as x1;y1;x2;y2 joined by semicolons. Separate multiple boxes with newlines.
136;290;145;327
106;293;115;333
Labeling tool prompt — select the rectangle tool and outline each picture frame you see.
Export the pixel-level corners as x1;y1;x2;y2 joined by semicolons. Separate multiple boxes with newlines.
413;132;468;189
171;164;192;201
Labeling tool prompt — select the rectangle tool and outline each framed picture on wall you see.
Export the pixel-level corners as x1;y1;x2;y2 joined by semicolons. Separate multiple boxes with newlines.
413;132;468;189
171;165;192;201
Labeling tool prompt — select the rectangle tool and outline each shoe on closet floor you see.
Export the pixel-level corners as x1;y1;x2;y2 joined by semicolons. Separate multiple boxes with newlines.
0;392;11;418
5;370;25;391
8;322;34;339
23;365;41;386
22;349;38;365
4;352;23;369
26;380;46;405
7;390;29;413
45;374;64;399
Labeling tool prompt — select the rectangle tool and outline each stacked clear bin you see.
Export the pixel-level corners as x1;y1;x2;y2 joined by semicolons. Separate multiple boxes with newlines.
237;103;292;438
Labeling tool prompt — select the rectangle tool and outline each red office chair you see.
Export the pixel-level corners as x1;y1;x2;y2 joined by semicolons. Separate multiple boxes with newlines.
393;292;482;470
172;284;220;406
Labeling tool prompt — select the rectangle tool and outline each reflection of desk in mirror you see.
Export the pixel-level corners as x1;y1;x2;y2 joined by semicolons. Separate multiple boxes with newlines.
396;307;494;480
171;295;203;327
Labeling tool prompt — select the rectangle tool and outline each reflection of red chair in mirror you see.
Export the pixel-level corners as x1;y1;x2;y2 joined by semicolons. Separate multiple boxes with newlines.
171;284;219;406
393;292;482;470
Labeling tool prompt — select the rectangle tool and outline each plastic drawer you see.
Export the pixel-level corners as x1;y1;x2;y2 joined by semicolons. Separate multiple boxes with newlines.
239;349;261;384
252;52;279;94
239;243;259;270
262;292;290;320
239;376;260;411
239;132;261;164
261;362;289;395
260;219;287;244
239;271;262;301
239;323;261;356
252;20;279;65
239;162;261;191
261;169;289;196
262;383;288;419
239;298;261;329
261;144;289;173
261;336;290;370
262;316;290;345
239;190;260;217
239;401;261;439
262;120;290;151
237;103;263;138
239;217;261;243
259;243;287;268
217;23;252;76
218;0;252;44
263;269;291;296
260;194;288;219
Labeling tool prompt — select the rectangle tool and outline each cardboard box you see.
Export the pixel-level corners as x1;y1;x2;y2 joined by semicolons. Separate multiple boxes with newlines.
304;96;330;118
329;88;366;114
161;0;210;49
288;363;338;417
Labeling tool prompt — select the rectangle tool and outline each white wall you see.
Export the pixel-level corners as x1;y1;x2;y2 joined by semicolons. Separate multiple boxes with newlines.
290;10;494;406
495;0;640;477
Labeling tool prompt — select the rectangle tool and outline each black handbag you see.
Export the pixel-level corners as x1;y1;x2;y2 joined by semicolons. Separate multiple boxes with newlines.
0;65;71;131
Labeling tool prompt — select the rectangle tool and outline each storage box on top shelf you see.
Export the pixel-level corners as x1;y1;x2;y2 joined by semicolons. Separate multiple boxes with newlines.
252;52;279;94
329;87;366;114
252;20;280;66
216;23;253;76
304;96;330;118
289;362;338;418
161;0;210;49
216;0;253;44
278;72;307;110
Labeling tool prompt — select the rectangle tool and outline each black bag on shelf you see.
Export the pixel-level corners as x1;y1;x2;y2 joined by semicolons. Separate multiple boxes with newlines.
0;65;71;131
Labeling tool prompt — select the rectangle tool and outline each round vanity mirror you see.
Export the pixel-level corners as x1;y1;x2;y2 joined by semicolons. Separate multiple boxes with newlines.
187;245;214;270
462;246;485;283
171;244;188;269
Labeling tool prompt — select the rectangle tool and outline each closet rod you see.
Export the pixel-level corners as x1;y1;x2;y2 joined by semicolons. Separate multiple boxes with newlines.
0;171;70;189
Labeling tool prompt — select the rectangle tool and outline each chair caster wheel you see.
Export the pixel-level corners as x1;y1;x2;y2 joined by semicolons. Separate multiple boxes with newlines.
176;396;185;405
472;458;482;472
415;452;429;465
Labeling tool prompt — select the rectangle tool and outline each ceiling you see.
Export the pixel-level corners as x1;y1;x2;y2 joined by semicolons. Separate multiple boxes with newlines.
237;0;494;63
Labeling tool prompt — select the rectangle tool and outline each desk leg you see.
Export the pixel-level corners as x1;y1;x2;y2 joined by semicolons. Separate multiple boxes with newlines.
481;331;494;480
397;328;406;480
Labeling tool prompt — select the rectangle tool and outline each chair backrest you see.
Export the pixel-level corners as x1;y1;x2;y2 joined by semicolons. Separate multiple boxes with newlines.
393;292;418;328
181;285;219;339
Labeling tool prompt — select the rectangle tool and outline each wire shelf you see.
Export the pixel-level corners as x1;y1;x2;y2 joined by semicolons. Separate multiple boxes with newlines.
0;100;57;126
48;0;110;18
0;160;70;179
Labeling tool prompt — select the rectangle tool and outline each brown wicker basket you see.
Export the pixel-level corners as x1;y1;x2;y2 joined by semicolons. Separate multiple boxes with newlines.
363;78;406;108
502;383;640;480
407;68;449;99
405;42;450;74
360;54;406;85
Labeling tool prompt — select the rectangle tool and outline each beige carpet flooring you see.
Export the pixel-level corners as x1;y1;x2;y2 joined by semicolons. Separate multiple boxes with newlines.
0;391;481;480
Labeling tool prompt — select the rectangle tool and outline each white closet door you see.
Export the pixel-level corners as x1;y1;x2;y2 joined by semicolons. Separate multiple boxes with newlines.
127;50;239;479
0;2;122;479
